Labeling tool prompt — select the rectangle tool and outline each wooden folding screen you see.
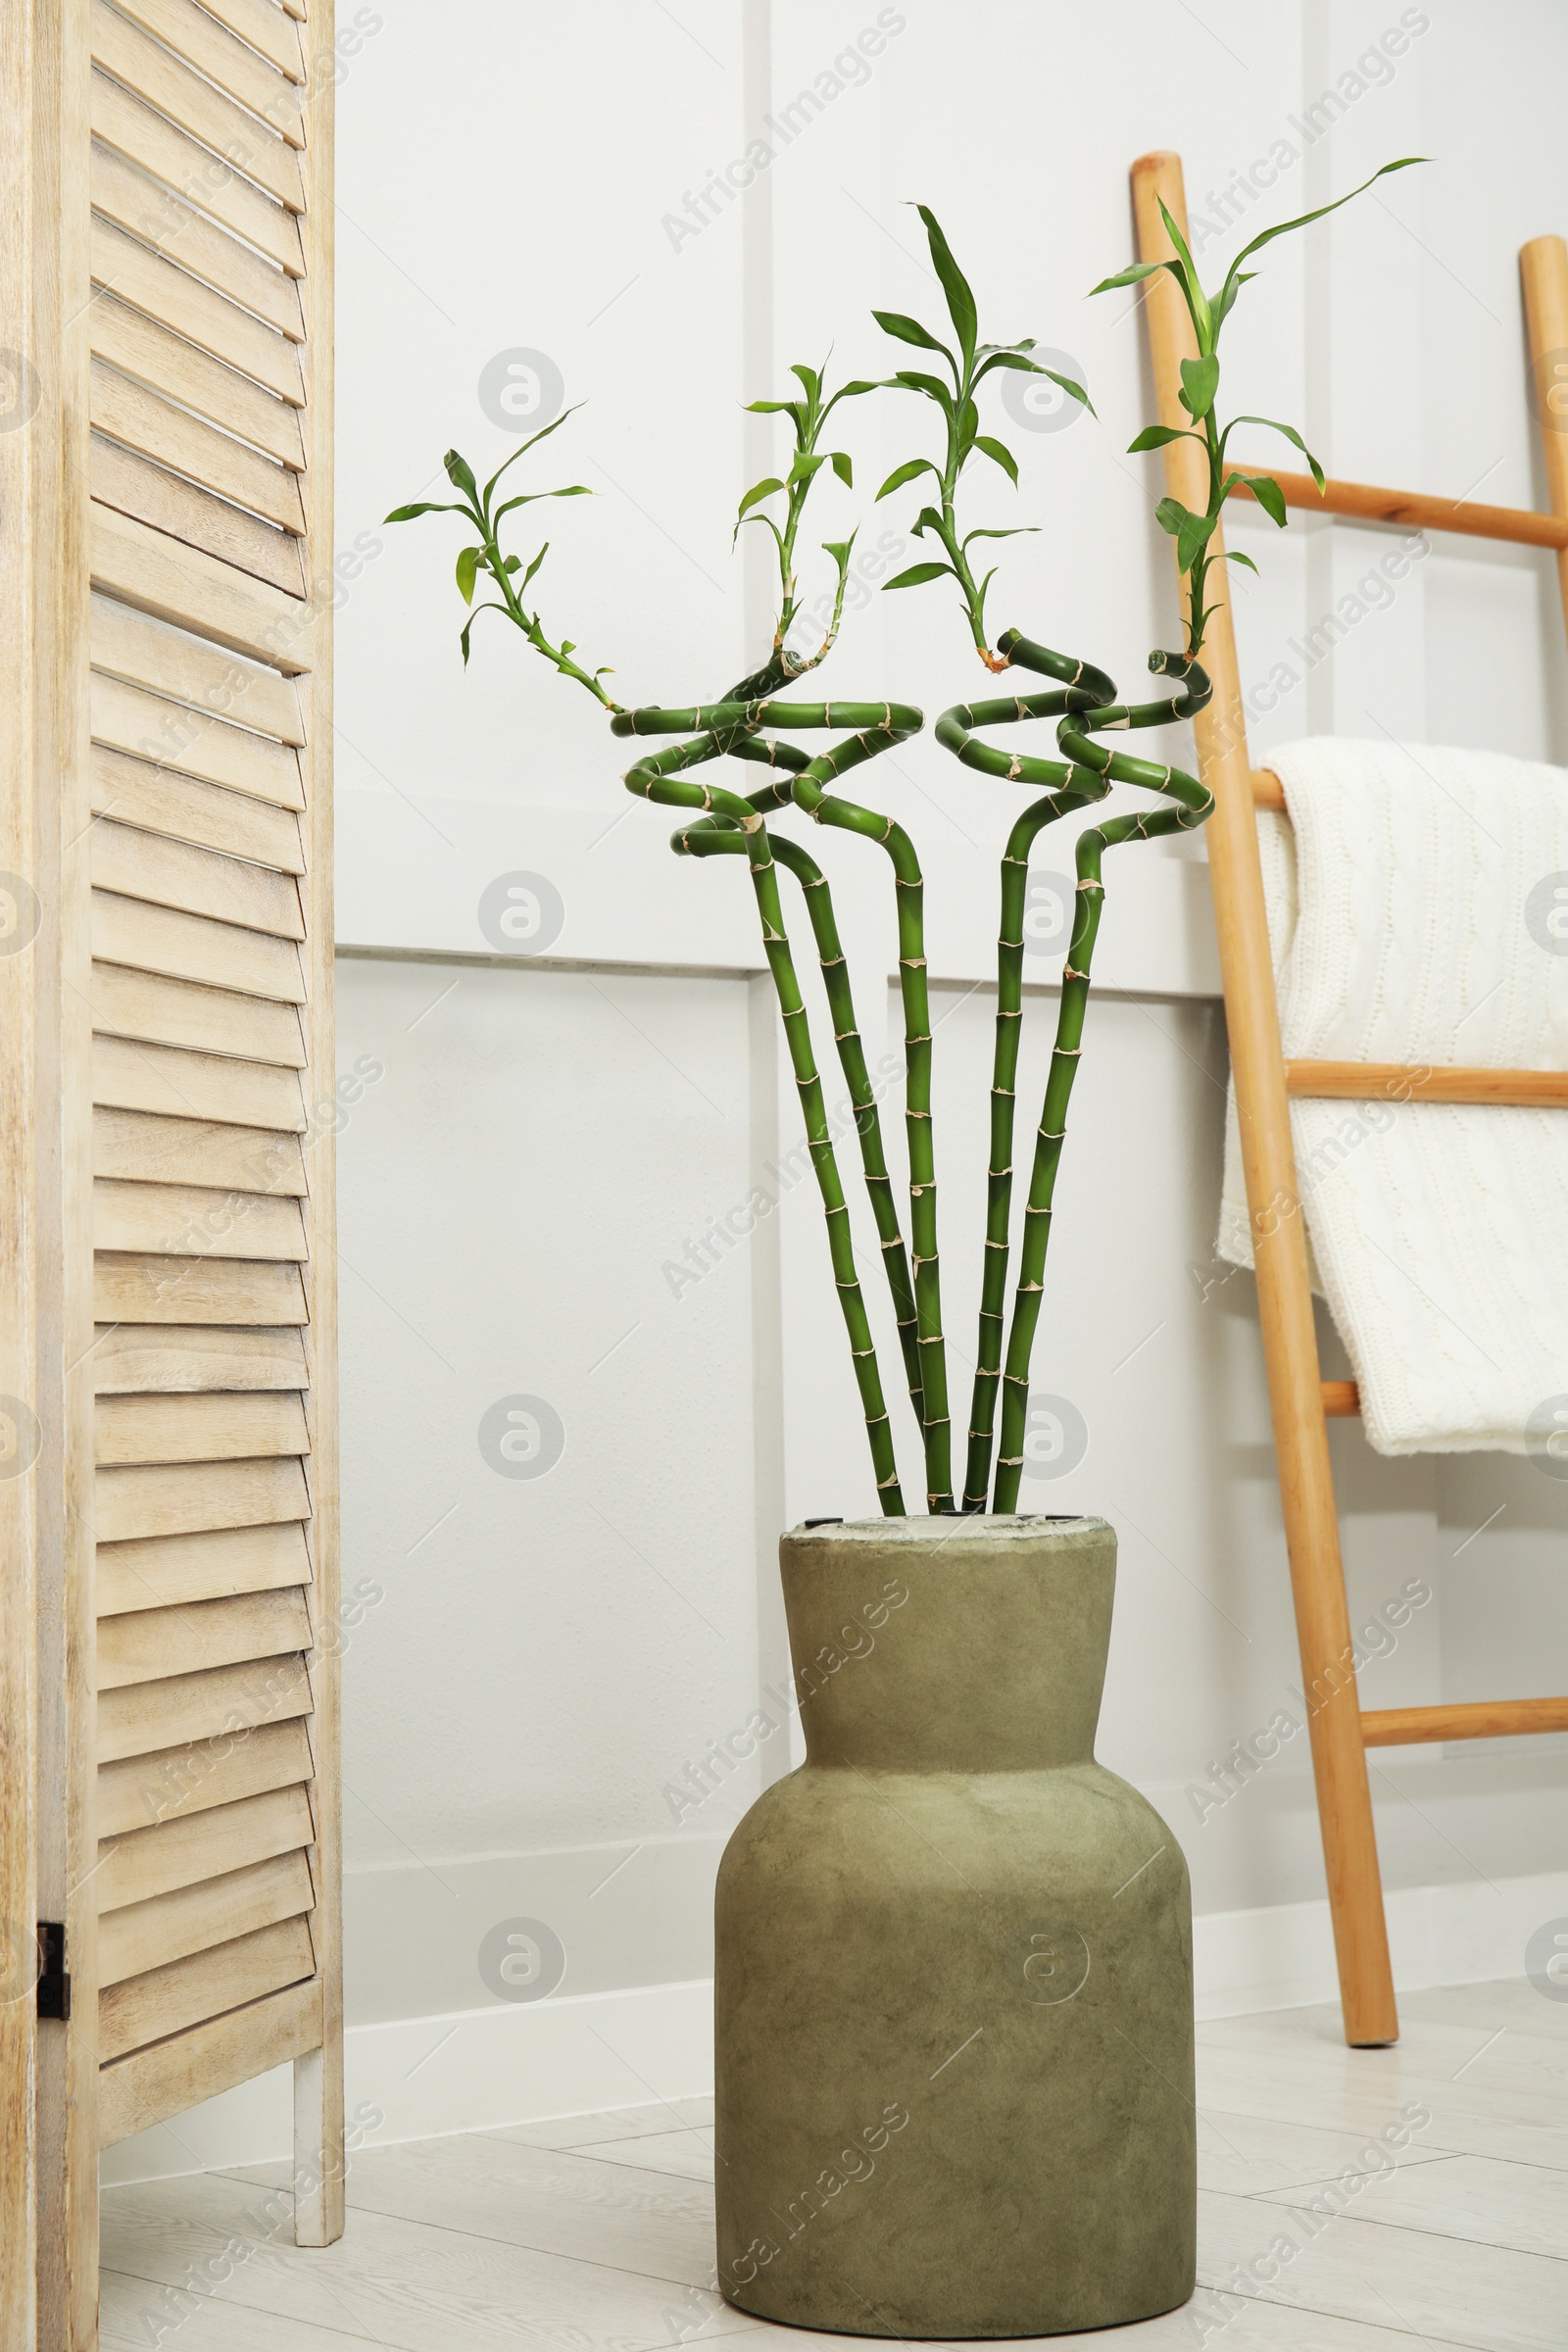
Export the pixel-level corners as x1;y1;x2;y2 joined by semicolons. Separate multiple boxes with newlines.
1132;150;1568;2046
3;3;342;2340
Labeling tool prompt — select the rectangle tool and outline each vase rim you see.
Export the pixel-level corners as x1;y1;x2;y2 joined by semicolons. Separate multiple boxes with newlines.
785;1511;1111;1543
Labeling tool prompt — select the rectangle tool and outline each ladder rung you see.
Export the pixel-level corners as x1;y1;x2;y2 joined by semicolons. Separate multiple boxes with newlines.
1361;1697;1568;1745
1321;1380;1360;1417
1233;466;1568;550
1289;1061;1568;1108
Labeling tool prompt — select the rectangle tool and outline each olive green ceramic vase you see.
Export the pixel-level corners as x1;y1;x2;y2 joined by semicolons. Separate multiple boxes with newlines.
712;1514;1195;2338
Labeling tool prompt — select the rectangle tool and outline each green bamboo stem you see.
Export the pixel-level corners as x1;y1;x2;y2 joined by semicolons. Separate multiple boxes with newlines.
612;721;906;1509
932;634;1119;1510
990;647;1213;1513
673;808;925;1426
768;705;954;1513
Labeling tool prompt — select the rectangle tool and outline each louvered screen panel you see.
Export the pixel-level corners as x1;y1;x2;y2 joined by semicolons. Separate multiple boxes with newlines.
82;0;340;2231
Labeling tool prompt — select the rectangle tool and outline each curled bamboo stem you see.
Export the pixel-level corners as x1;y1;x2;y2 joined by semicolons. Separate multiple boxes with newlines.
933;635;1117;1509
612;700;924;1513
984;639;1212;1513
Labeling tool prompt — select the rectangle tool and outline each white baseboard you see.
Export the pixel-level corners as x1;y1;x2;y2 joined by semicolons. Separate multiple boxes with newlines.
102;1868;1565;2186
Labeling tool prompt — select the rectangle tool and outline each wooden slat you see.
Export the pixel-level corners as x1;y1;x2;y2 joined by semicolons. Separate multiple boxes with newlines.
90;289;304;465
93;1104;307;1192
99;1916;315;2065
94;1248;307;1325
90;588;303;743
88;958;307;1066
90;138;303;336
94;1176;307;1259
99;1589;311;1689
91;435;305;598
90;215;303;405
91;808;305;927
1322;1380;1361;1418
97;1714;312;1837
99;1848;315;1987
99;1975;319;2147
92;889;306;1002
91;69;303;277
96;1388;309;1466
97;1783;313;1912
1233;466;1568;550
95;1452;310;1542
1251;766;1286;811
92;673;305;808
198;0;305;81
97;1648;312;1767
90;1;305;211
91;745;307;872
1286;1061;1568;1107
90;360;306;535
1360;1696;1568;1746
92;1034;307;1130
92;500;312;671
90;1323;309;1398
108;0;307;148
98;1521;311;1615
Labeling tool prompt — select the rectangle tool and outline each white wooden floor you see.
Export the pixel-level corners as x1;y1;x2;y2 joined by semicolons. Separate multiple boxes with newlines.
99;1976;1567;2351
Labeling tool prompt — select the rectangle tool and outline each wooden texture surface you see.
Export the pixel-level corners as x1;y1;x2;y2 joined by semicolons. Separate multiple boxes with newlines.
1288;1062;1568;1106
1361;1697;1568;1745
1133;151;1398;2047
1232;465;1568;547
100;1978;319;2150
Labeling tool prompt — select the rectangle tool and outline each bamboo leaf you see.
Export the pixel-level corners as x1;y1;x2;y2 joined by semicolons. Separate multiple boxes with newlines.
1179;353;1220;419
882;561;952;590
830;451;853;488
875;456;939;501
1175;508;1217;575
1240;471;1288;527
1228;414;1326;489
913;204;978;365
1127;424;1192;452
973;433;1018;486
493;485;590;523
1155;199;1209;343
1222;158;1424;284
519;543;549;592
909;503;944;538
479;406;583;508
1039;367;1096;418
744;399;805;423
892;368;954;403
737;475;785;520
790;361;821;398
960;526;1036;546
385;500;466;522
788;449;828;486
1089;259;1163;295
456;545;481;604
873;308;952;358
443;449;479;499
1154;495;1191;539
1223;549;1260;573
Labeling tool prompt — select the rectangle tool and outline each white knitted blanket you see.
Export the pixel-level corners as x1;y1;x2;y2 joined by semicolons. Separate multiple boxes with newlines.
1216;735;1568;1456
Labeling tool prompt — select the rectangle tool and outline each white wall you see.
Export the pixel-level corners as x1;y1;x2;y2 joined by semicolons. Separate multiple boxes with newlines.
106;0;1568;2181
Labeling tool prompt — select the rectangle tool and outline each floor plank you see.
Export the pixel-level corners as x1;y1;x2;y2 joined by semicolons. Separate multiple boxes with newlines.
481;2095;715;2150
101;2170;738;2352
1198;2184;1568;2352
226;2134;716;2287
1259;2151;1568;2261
590;2127;717;2182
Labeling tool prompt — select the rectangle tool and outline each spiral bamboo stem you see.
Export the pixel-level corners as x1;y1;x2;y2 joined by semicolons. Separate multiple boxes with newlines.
612;696;931;1512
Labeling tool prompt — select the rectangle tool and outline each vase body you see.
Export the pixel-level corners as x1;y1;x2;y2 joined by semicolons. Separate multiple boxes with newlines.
713;1514;1195;2338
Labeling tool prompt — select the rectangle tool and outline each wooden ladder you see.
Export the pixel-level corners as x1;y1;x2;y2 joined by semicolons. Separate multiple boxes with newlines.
1132;149;1568;2046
